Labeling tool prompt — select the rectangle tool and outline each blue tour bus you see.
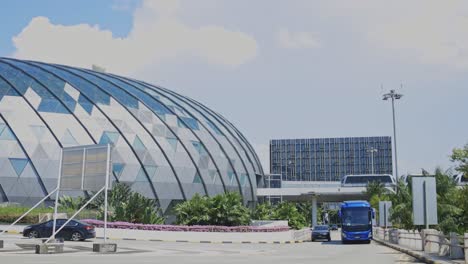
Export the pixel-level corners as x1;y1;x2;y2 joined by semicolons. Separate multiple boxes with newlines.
339;200;374;244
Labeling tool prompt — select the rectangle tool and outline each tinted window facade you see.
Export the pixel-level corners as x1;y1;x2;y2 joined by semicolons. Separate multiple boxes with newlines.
0;58;263;212
270;137;392;181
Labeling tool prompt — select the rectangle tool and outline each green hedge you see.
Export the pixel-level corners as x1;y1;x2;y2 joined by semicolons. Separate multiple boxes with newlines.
0;207;98;224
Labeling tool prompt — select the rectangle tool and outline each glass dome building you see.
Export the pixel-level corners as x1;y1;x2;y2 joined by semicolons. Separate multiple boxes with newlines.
0;58;263;212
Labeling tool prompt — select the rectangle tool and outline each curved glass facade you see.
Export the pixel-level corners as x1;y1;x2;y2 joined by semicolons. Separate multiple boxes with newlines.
0;58;263;211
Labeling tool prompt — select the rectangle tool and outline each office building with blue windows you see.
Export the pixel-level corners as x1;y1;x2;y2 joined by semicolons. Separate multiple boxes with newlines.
0;58;263;213
270;137;392;182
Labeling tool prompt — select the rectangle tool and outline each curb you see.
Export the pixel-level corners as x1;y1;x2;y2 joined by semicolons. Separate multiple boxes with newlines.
95;236;306;244
373;238;453;264
0;230;22;234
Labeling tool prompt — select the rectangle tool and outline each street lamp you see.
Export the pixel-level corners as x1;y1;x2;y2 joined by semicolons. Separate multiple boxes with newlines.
287;160;293;181
383;89;403;186
366;147;378;174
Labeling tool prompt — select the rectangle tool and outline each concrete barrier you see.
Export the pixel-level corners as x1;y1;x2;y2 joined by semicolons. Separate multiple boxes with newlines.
93;243;117;253
292;228;311;241
408;231;415;250
389;229;399;244
438;234;450;256
449;232;464;259
251;220;289;227
35;243;64;254
93;227;298;243
414;230;423;251
423;229;440;254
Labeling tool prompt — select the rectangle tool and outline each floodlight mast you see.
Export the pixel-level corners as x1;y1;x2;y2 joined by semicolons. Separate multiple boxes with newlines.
366;147;378;174
382;89;403;190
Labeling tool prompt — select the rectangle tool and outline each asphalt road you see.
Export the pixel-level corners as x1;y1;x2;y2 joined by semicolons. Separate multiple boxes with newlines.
0;231;423;264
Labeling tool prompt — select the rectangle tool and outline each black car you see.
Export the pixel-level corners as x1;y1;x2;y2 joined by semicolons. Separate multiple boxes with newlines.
23;219;96;241
330;224;338;230
312;225;331;241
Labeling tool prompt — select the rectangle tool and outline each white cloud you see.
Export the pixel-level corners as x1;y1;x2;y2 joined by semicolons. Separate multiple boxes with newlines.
366;1;468;70
12;0;258;75
277;28;320;49
318;0;468;70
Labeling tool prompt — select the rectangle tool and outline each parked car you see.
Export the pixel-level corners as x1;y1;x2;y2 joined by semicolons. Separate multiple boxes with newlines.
23;219;95;241
311;225;331;242
330;224;338;230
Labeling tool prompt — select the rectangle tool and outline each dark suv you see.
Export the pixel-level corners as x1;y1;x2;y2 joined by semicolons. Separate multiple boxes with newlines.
23;219;95;241
312;225;331;242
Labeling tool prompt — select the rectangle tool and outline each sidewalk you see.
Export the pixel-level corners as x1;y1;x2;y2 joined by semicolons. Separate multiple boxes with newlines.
373;237;464;264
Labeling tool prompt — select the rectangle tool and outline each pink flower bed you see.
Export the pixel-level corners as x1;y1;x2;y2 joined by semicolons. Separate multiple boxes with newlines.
81;219;290;232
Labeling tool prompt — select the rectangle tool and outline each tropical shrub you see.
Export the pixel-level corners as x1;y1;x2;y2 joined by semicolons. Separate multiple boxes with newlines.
174;193;211;225
251;202;274;220
58;195;88;210
385;166;468;234
57;183;164;224
175;192;250;226
252;201;312;229
209;192;250;226
271;202;307;230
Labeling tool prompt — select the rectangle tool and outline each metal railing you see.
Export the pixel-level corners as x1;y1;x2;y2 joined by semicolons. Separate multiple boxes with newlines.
423;233;464;250
373;227;466;261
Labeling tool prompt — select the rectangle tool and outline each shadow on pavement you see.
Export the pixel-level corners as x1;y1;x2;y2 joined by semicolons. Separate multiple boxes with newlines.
319;240;372;245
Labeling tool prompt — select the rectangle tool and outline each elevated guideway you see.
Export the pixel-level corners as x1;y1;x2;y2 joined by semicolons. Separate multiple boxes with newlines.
257;181;394;227
257;181;368;202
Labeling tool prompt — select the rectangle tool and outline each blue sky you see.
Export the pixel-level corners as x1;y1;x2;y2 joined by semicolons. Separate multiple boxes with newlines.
2;0;468;175
0;0;136;54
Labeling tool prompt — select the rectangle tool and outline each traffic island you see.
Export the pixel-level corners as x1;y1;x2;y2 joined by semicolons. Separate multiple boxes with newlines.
93;243;117;253
35;243;64;254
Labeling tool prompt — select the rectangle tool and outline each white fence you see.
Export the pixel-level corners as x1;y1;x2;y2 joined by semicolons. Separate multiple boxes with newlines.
374;227;466;262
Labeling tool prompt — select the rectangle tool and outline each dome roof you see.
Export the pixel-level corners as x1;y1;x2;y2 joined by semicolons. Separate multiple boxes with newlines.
0;58;263;211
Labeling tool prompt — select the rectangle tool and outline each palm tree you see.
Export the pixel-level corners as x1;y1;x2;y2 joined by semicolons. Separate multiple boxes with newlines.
364;181;387;199
388;179;413;230
434;168;462;233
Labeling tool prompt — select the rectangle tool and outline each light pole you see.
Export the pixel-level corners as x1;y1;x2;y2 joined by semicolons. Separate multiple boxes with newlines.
366;147;378;174
383;89;403;186
287;160;293;181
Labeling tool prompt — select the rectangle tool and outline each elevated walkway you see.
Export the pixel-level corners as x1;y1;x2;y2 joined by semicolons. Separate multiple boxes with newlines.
257;181;368;202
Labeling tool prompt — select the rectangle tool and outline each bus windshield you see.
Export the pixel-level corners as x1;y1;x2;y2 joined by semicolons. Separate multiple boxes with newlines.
341;207;371;228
